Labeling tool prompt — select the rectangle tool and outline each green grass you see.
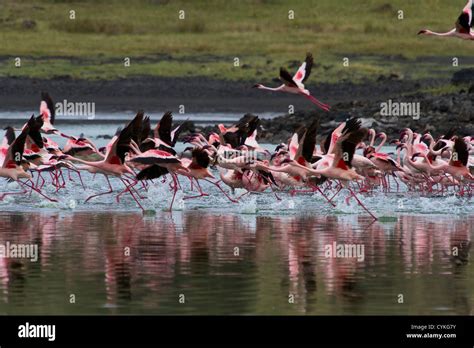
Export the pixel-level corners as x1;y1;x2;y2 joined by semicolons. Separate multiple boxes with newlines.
0;0;473;81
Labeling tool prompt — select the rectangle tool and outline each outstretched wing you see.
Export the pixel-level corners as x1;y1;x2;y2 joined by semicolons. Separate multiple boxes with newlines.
27;115;45;150
136;165;169;180
156;111;173;146
456;0;473;33
332;118;366;169
450;137;469;167
3;127;16;146
293;53;313;85
3;121;29;168
40;92;55;125
105;113;143;165
279;68;298;88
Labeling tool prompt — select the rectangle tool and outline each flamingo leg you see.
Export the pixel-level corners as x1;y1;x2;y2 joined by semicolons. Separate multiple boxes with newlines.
71;168;86;190
168;174;179;212
329;185;343;202
269;184;281;201
183;179;209;200
0;181;28;201
117;178;146;202
119;178;145;212
85;174;114;202
203;179;238;203
38;172;46;190
346;187;377;220
302;94;331;112
18;180;58;202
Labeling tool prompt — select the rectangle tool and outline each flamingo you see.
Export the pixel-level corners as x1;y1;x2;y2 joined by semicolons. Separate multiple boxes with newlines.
418;0;474;40
0;116;57;202
39;92;60;134
63;113;144;209
308;119;377;219
253;53;330;112
129;147;189;211
217;114;260;149
179;147;238;202
140;111;185;154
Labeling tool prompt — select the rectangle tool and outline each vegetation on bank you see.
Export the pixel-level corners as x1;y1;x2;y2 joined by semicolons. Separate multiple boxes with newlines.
0;0;473;82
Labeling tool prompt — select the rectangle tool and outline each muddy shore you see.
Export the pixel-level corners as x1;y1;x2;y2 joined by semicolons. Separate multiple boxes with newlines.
0;72;472;142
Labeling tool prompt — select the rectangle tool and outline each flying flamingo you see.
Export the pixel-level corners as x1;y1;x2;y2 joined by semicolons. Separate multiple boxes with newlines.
217;114;260;148
39;92;60;134
128;147;190;211
179;147;238;202
0;117;57;202
309;119;377;219
63;113;144;209
140;111;185;154
253;53;331;112
416;137;474;182
418;0;474;40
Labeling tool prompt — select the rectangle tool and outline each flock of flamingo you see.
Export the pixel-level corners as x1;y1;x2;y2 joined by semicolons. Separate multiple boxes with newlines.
2;0;474;221
0;83;473;221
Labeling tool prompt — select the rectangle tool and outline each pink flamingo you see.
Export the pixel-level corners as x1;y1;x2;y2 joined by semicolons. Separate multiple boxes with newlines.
63;116;144;209
0;117;57;202
39;92;60;135
179;147;238;202
419;0;474;40
129;146;190;211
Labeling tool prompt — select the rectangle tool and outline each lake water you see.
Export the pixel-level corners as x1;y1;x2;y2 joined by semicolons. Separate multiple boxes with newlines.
0;188;472;315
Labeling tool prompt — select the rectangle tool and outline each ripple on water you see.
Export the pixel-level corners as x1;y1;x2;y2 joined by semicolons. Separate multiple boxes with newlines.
0;172;473;217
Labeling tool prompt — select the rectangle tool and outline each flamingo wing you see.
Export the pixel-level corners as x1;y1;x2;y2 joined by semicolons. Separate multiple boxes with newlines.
140;115;151;144
289;133;299;160
456;0;473;33
301;118;319;163
228;113;260;147
171;121;188;146
293;52;313;85
332;118;366;169
3;127;16;147
40;92;55;125
450;137;469;167
27;115;44;150
105;113;143;165
279;68;299;88
192;148;210;168
136;164;169;180
130;149;180;165
156;111;173;145
3;118;30;168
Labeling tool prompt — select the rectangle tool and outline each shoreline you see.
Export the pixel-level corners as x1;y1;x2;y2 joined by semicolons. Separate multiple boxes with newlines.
0;75;440;112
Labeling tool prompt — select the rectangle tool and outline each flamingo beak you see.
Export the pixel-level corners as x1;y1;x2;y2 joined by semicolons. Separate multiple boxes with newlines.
417;30;427;35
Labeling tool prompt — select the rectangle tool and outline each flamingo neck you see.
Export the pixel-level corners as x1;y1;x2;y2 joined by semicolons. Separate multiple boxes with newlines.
368;129;376;147
375;134;387;152
257;85;282;92
423;29;456;37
